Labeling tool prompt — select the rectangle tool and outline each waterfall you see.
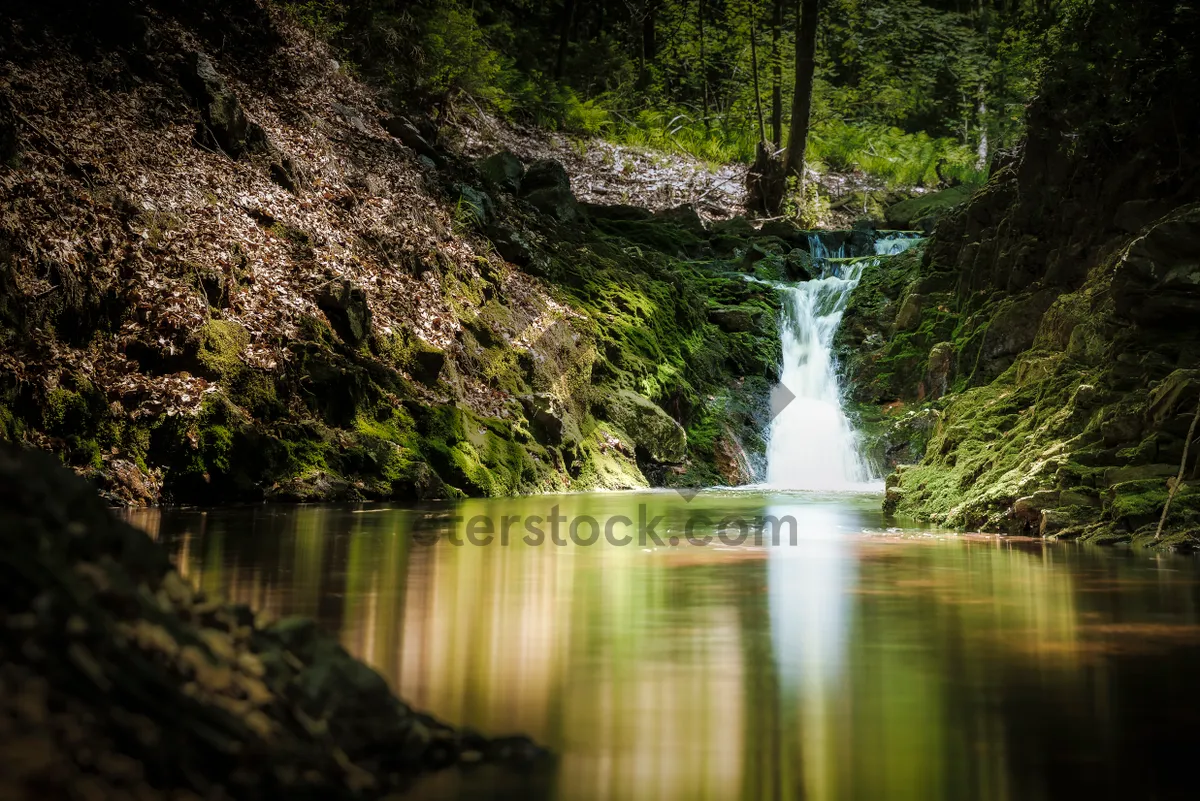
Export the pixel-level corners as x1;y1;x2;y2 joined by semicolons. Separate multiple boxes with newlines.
764;233;921;491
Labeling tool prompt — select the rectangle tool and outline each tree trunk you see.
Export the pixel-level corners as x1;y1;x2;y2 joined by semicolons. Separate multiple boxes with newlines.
783;0;820;182
770;0;783;146
554;0;576;80
699;0;709;131
750;17;766;143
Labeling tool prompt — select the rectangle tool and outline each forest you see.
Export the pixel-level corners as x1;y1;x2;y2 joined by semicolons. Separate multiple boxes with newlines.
2;0;1200;799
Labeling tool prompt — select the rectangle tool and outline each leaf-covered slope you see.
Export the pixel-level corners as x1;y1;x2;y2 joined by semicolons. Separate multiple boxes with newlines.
0;0;786;504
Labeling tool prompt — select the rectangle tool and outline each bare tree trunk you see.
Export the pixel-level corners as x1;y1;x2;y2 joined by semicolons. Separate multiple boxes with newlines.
770;0;783;146
750;17;766;143
699;0;709;131
783;0;820;182
554;0;576;80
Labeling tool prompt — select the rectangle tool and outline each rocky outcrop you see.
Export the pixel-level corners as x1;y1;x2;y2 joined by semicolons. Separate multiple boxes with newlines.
0;445;548;801
839;3;1200;548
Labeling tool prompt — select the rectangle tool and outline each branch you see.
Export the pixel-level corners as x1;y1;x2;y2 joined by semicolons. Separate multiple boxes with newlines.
1155;392;1200;541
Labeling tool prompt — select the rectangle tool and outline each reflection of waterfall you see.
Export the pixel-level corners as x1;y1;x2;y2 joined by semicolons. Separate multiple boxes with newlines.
765;234;921;490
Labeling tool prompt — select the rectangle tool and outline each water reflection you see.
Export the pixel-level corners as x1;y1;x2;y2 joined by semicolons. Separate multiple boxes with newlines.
125;492;1200;801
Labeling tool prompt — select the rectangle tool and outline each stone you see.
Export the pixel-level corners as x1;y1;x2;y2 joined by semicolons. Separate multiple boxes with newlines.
924;341;953;400
1039;508;1074;537
1102;463;1178;487
758;220;804;243
894;293;924;331
382;115;443;165
332;102;370;134
653;204;706;234
600;390;687;463
487;223;534;266
1013;490;1060;523
315;279;372;345
581;202;653;222
785;248;816;281
710;216;756;238
708;306;759;333
884;185;973;232
520;159;578;222
477;151;525;194
455;185;494;227
181;52;249;157
410;346;445;386
1113;199;1172;233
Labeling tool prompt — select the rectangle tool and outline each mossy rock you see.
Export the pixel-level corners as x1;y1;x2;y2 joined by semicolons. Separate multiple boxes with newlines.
193;319;249;381
477;150;524;194
600;390;686;464
884;185;975;232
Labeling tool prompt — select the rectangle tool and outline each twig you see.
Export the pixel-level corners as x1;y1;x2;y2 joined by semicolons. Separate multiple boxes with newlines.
1155;391;1200;541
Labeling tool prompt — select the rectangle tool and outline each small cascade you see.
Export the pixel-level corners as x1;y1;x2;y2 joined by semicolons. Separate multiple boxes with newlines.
764;231;922;491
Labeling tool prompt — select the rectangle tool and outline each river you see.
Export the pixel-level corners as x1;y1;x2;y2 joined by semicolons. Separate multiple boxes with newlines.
127;490;1200;801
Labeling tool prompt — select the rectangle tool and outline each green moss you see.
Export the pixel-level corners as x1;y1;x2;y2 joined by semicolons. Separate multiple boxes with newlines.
43;388;90;438
195;319;250;381
884;185;974;230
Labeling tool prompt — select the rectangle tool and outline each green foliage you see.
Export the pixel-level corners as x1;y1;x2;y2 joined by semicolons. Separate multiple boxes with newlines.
277;0;1057;190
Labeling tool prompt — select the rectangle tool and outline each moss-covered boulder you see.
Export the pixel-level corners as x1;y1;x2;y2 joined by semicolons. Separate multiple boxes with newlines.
478;150;525;194
884;185;974;232
600;390;687;463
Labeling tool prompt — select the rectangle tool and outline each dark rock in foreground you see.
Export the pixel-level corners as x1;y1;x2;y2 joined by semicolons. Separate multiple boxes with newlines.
0;445;551;800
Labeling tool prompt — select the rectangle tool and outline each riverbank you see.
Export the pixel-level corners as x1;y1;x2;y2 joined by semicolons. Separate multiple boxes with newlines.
0;444;550;800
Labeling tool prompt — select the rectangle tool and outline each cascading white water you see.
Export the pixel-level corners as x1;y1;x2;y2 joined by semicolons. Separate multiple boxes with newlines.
764;233;921;490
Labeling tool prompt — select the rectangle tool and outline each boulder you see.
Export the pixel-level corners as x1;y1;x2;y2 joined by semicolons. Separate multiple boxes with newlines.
455;184;494;227
601;390;687;463
894;293;924;331
1102;463;1178;487
478;151;525;194
758;219;804;243
884;185;974;232
383;115;444;165
315;279;372;345
181;52;249;156
710;216;756;238
410;345;445;386
487;223;534;267
581;202;653;222
708;305;760;333
521;159;578;222
1013;490;1061;523
652;204;706;235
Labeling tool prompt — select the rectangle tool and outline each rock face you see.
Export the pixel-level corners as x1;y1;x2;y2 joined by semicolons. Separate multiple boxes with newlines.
601;390;687;464
182;52;250;157
840;3;1200;547
0;445;550;801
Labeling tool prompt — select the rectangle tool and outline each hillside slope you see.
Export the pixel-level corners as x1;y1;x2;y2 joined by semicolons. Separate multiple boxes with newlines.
0;0;804;504
836;2;1200;547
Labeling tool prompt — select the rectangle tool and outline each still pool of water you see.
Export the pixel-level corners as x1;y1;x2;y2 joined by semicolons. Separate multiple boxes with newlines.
126;490;1200;801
